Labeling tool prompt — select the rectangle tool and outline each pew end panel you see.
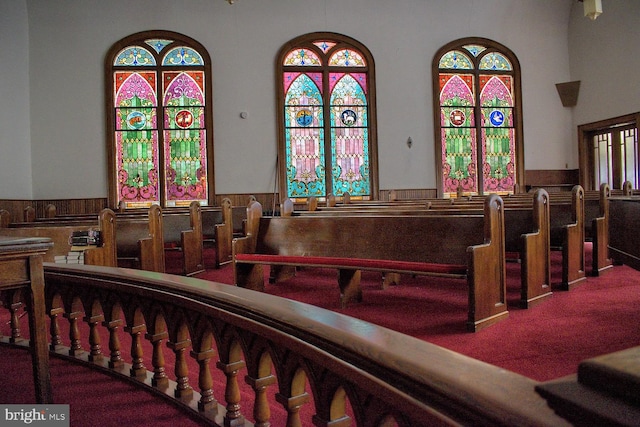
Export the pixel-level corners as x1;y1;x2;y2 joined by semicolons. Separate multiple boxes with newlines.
161;201;204;276
116;205;165;273
232;200;263;290
560;186;586;290
83;209;117;267
518;189;552;308
23;206;36;222
213;198;233;268
44;204;57;218
466;194;509;332
181;201;204;276
590;183;613;276
0;209;11;228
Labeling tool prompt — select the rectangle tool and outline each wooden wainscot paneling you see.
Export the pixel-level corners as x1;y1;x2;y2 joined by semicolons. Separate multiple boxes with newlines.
525;169;579;192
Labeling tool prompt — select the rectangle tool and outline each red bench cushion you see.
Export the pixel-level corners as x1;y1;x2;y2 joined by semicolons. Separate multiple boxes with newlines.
234;253;467;276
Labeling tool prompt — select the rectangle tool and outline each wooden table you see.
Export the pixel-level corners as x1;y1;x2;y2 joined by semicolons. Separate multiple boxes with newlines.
0;236;53;403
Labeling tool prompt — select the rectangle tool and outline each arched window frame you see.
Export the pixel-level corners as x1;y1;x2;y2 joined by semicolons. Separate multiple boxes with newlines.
276;32;379;202
105;30;214;209
432;37;524;197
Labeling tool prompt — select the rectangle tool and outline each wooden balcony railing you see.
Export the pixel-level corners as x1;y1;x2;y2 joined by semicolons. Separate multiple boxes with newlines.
0;263;568;426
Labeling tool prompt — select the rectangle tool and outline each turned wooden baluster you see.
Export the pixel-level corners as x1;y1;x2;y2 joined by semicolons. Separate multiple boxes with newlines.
48;307;63;351
146;331;168;387
9;301;23;343
85;313;104;362
276;391;310;427
168;338;193;399
64;310;84;356
192;348;217;413
102;318;123;369
217;360;246;425
246;373;276;427
126;324;146;377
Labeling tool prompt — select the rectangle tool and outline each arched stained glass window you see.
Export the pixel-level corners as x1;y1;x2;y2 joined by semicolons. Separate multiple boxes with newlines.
277;33;378;201
106;31;214;209
433;38;523;197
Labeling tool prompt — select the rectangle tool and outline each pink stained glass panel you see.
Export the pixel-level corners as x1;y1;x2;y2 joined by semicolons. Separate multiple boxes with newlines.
162;71;208;205
114;71;160;206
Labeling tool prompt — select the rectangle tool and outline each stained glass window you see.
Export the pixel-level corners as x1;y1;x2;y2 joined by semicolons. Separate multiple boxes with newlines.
434;38;522;197
107;31;213;209
278;33;377;201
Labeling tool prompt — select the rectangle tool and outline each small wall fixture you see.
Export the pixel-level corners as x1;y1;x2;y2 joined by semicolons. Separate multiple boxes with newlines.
555;81;581;107
582;0;602;20
407;137;413;148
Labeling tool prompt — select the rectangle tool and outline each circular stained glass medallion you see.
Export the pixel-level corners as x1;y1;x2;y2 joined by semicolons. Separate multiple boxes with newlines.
296;109;313;127
175;110;194;129
449;109;465;127
126;111;146;130
341;109;357;126
489;110;505;127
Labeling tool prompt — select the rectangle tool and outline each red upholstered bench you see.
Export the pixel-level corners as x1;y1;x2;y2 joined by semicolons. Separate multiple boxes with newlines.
234;253;467;276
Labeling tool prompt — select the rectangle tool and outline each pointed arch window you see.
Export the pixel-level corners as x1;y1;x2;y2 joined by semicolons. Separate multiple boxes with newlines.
433;38;523;197
106;31;214;209
277;33;378;201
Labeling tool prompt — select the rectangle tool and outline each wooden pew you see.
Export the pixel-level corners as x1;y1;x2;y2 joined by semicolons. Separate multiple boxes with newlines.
298;190;552;308
32;200;234;272
322;186;587;290
0;209;10;228
24;206;35;222
115;205;165;273
162;201;204;276
233;196;508;332
203;198;234;268
587;183;613;276
0;209;117;266
7;206;165;273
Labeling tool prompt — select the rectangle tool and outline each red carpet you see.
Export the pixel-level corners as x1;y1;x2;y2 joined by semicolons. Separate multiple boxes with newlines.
193;243;640;382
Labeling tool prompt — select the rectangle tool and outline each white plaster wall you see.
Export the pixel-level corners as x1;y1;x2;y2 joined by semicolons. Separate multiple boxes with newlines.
568;0;640;127
0;0;33;199
19;0;585;198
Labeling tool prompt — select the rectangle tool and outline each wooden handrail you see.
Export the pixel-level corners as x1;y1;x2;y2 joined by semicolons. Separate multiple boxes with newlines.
1;263;569;426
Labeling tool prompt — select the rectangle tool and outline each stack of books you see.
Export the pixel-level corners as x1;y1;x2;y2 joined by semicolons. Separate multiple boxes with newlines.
54;249;85;264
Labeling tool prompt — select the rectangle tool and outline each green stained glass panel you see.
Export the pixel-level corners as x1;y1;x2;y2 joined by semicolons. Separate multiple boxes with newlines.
329;74;369;196
284;73;325;198
482;127;515;192
162;72;207;204
442;128;477;194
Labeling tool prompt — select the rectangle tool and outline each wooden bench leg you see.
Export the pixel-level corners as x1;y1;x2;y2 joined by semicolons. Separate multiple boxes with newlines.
382;272;401;289
235;263;265;291
269;265;297;284
338;269;362;308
